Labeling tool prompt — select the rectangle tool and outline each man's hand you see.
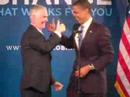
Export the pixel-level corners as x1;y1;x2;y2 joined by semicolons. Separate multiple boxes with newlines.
75;65;91;78
48;19;66;34
53;81;63;91
55;20;66;33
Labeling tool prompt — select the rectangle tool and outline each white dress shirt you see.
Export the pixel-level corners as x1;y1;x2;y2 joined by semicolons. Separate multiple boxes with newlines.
75;17;93;49
78;16;93;40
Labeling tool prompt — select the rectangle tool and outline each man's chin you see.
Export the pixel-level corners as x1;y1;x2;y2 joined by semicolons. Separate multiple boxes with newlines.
76;20;81;24
41;24;46;29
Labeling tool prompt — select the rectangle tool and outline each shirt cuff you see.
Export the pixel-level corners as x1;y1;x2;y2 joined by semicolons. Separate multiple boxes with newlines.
88;64;95;70
54;31;62;38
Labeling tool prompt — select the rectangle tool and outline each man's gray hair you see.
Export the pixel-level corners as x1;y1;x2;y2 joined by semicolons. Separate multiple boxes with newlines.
29;4;46;16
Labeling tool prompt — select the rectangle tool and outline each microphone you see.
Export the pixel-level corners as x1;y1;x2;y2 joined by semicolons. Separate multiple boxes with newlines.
74;29;82;50
73;24;81;34
74;30;82;34
73;24;83;94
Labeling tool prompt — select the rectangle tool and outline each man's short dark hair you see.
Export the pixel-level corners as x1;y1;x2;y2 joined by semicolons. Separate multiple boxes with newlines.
72;0;91;10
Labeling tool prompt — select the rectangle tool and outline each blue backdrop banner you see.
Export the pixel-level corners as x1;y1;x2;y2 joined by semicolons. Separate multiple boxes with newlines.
0;0;128;97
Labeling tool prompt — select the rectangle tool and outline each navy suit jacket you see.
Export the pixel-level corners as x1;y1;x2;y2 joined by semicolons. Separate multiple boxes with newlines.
21;25;61;92
61;20;114;93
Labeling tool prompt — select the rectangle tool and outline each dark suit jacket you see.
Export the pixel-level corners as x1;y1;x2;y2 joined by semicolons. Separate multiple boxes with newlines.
61;20;114;94
21;25;61;93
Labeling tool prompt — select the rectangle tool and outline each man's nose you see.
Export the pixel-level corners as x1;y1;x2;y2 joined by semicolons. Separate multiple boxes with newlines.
45;18;48;22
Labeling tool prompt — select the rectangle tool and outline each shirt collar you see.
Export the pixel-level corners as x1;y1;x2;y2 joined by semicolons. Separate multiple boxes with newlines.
77;17;93;39
81;16;93;30
31;24;44;35
36;28;44;35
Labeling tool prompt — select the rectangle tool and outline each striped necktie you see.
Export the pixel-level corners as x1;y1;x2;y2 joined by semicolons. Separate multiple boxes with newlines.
79;26;84;47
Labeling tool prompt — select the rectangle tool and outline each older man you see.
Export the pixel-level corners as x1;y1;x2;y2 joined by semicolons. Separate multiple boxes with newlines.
21;5;64;97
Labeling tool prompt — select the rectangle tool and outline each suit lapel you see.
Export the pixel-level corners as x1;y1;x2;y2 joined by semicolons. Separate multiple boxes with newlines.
73;21;95;50
80;20;95;48
29;25;46;40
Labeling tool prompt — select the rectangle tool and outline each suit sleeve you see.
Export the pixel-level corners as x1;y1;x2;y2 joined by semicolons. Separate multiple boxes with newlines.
60;24;79;48
29;33;61;54
92;26;114;71
50;76;56;85
60;35;74;48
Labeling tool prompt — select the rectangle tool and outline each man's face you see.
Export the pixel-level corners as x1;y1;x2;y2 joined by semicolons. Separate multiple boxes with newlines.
72;5;89;24
31;8;48;30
